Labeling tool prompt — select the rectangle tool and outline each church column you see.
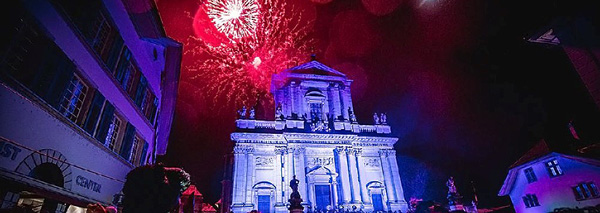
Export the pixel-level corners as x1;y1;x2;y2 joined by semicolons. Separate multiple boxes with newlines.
335;147;351;204
331;179;339;208
387;149;406;203
347;148;362;204
274;147;286;205
232;146;244;206
294;147;308;206
339;87;348;120
356;148;371;204
246;147;256;205
331;84;341;120
379;150;396;204
285;148;294;200
290;81;296;117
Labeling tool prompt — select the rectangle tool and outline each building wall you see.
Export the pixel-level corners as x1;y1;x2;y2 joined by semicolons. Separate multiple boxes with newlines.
509;154;600;213
0;0;179;208
0;84;131;203
229;137;408;213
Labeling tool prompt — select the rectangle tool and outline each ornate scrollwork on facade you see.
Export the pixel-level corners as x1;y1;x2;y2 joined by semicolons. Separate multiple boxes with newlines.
255;156;275;168
233;145;254;154
293;147;306;155
364;158;381;168
334;146;347;154
378;149;396;156
307;157;334;167
274;146;288;155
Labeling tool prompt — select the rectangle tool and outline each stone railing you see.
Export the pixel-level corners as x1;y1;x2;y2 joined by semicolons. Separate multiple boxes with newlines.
236;119;391;134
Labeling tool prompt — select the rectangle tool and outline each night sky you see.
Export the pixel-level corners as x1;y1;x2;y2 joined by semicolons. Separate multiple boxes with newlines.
156;0;600;207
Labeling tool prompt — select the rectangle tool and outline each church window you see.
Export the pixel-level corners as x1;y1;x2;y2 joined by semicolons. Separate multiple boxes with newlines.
572;182;599;201
522;194;539;208
371;193;384;212
257;195;271;213
545;159;563;177
315;185;331;211
524;167;536;183
310;102;323;121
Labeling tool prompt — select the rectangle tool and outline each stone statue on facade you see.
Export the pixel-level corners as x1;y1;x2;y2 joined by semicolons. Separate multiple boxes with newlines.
288;175;304;212
373;112;380;124
380;113;387;124
276;104;283;120
249;107;256;119
348;108;357;123
238;106;247;119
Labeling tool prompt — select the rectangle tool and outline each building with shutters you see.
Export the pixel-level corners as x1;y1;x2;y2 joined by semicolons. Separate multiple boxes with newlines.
226;59;408;213
0;0;180;212
498;140;600;213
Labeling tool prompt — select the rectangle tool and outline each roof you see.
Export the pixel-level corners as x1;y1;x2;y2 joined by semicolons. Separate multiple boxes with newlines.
498;139;600;196
285;60;346;77
509;139;551;168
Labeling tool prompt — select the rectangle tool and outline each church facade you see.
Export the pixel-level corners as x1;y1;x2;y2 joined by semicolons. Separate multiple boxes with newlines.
229;60;408;213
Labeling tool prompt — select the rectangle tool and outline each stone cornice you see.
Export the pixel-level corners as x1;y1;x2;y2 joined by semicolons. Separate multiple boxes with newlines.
352;136;398;147
230;133;286;144
283;133;356;144
231;132;399;147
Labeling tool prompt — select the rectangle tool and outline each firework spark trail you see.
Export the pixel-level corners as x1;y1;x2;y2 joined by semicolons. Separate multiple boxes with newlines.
185;0;314;115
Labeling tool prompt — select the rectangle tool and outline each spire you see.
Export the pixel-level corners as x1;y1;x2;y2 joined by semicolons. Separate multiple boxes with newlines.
310;53;317;61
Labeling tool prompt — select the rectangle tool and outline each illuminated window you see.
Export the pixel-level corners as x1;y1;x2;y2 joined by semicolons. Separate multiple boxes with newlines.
130;135;142;164
522;194;539;208
56;203;68;213
59;74;88;123
1;191;19;209
91;12;112;56
257;195;270;213
105;115;123;152
545;159;563;177
524;167;537;183
572;182;599;201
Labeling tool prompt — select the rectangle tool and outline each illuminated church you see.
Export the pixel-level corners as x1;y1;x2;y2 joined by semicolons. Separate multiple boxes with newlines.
228;59;408;213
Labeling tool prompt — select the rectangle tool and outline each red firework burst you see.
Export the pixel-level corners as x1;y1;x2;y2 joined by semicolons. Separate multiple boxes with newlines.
186;0;315;115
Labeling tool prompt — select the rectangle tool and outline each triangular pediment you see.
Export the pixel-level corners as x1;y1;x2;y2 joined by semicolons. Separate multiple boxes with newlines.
285;60;346;77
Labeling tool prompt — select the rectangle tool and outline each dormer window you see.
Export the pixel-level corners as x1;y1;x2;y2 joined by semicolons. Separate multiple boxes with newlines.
545;159;563;177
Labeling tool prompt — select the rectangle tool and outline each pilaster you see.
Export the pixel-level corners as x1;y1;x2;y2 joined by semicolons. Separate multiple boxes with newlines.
347;148;362;204
335;146;351;204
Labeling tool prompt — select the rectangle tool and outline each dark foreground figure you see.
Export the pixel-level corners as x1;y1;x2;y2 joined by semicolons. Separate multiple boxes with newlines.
122;165;190;213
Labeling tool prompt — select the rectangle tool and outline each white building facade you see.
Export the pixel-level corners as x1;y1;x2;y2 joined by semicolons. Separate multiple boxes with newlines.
498;141;600;213
0;0;180;211
229;60;408;213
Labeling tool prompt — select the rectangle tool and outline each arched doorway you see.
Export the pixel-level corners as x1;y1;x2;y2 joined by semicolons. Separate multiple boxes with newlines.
29;163;64;187
13;149;72;212
29;163;66;212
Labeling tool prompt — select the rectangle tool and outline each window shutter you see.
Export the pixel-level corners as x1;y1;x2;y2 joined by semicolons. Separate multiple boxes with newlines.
105;36;124;72
120;123;136;160
140;142;149;165
83;91;106;134
95;102;115;142
134;76;147;107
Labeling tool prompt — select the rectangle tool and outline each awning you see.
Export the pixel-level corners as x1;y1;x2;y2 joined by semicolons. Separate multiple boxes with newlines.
0;168;111;207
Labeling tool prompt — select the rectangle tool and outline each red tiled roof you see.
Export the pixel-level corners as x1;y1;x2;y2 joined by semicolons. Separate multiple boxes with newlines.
509;139;551;168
